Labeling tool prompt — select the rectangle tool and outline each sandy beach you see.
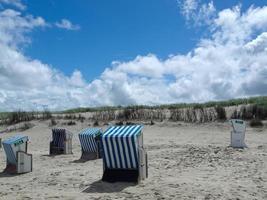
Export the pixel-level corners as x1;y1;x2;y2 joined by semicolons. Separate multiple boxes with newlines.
0;121;266;200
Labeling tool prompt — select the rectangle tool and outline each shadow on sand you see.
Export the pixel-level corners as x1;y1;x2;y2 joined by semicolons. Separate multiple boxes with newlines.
70;159;88;163
0;171;22;178
82;180;136;193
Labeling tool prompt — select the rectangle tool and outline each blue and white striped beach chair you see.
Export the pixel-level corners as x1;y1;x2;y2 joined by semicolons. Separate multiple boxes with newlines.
101;125;148;183
2;135;32;174
50;128;73;155
78;128;103;160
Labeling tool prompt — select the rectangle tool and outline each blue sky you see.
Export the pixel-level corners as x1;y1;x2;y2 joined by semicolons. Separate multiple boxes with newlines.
24;0;265;80
0;0;267;111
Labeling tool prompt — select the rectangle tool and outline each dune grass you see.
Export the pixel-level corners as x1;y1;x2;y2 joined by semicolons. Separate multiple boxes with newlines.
1;96;267;124
62;96;267;113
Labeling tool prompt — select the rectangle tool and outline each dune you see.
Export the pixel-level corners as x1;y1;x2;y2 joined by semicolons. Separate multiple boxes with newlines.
0;120;266;199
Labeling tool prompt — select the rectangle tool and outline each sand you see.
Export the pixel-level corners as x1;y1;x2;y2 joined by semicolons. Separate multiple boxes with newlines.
0;120;267;200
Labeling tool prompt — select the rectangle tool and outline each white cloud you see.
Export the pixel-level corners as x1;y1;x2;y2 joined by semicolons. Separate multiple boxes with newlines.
178;0;216;26
1;3;267;111
55;19;80;30
0;0;25;10
0;9;47;47
244;32;267;53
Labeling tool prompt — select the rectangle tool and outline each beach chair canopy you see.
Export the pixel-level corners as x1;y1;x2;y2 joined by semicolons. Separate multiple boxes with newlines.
52;128;72;148
102;125;143;170
2;135;29;165
78;128;102;153
230;119;246;132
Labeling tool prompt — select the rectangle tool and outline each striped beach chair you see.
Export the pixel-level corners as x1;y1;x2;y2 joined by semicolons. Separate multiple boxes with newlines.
78;128;103;160
2;135;32;174
50;128;73;155
101;125;148;183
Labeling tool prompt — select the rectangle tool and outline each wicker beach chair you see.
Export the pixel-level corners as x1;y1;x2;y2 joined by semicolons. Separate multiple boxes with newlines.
50;128;73;155
78;128;103;160
2;135;32;174
230;119;246;148
101;125;148;183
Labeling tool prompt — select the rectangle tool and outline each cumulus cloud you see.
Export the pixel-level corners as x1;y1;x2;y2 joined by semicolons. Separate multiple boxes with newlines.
1;2;267;111
0;0;25;10
55;19;80;30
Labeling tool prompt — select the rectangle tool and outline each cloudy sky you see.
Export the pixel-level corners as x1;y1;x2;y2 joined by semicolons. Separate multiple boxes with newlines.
0;0;267;111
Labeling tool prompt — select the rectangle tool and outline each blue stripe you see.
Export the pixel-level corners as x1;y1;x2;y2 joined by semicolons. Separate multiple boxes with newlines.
113;126;125;168
78;128;102;152
102;125;143;169
52;129;66;148
104;126;118;168
118;126;131;168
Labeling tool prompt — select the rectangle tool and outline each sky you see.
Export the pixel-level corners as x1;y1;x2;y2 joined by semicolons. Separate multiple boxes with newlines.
0;0;267;111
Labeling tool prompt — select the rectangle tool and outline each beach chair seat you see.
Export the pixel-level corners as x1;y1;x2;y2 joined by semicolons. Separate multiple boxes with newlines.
101;125;148;183
78;128;103;160
229;119;246;148
50;128;73;155
2;135;32;174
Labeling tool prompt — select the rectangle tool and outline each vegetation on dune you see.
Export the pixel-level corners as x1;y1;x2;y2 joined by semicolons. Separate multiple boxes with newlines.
62;96;267;113
0;110;52;125
0;96;267;124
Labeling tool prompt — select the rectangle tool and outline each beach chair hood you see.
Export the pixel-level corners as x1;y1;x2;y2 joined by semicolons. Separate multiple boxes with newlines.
102;125;143;169
78;128;102;153
2;135;29;165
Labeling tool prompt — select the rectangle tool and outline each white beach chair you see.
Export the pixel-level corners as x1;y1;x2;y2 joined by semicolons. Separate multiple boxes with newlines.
229;119;246;148
101;125;148;183
78;128;103;160
2;135;32;174
50;128;73;155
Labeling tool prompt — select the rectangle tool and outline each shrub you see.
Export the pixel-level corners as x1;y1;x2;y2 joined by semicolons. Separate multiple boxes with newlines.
150;120;155;125
78;114;85;122
67;121;76;126
249;119;263;127
126;121;135;125
115;121;124;126
215;106;226;120
8;110;34;124
42;109;52;120
50;118;57;126
19;122;34;131
93;121;99;126
193;104;204;110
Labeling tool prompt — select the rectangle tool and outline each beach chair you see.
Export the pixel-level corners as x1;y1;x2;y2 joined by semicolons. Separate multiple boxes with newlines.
78;128;103;160
101;125;148;183
230;119;246;148
2;135;32;174
50;128;73;155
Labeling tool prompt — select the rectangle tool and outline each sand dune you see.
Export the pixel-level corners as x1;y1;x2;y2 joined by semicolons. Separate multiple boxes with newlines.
0;121;266;199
